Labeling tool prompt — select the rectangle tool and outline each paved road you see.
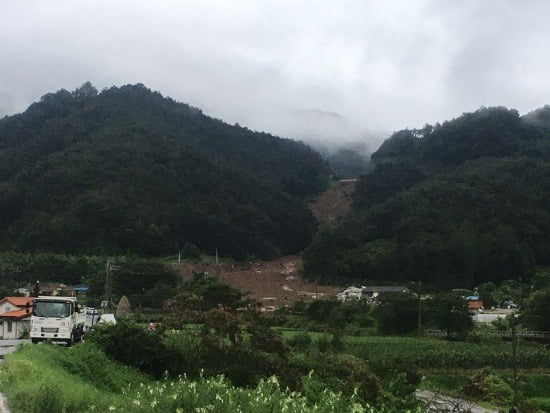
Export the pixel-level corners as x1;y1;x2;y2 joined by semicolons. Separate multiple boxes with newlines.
0;340;30;360
0;394;10;413
416;390;500;413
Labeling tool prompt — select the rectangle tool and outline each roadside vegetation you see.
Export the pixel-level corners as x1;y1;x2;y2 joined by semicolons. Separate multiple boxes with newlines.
2;342;404;413
3;272;550;412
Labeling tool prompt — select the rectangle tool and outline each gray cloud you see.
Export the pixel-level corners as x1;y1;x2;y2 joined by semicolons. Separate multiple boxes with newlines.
1;0;550;147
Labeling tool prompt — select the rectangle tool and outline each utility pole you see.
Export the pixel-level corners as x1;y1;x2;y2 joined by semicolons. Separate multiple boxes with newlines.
511;313;518;403
215;246;220;279
104;259;112;312
418;280;422;336
104;258;118;312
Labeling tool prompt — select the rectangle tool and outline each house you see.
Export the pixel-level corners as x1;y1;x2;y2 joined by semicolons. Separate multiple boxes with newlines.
464;295;484;310
36;282;75;296
361;286;409;300
336;286;363;302
337;286;409;302
0;297;33;339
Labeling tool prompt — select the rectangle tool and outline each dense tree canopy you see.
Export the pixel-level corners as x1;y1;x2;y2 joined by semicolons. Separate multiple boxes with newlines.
0;83;330;259
520;286;550;331
303;106;550;287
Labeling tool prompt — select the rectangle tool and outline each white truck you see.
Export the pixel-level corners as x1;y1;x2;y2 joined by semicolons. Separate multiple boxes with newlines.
30;296;86;346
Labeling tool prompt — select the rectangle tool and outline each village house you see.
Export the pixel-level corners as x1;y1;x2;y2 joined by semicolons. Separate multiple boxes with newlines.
336;286;363;302
0;297;33;339
35;282;75;296
337;286;409;302
464;295;484;310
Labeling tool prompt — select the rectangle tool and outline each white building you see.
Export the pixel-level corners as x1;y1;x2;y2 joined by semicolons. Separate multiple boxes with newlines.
336;286;364;302
0;297;33;339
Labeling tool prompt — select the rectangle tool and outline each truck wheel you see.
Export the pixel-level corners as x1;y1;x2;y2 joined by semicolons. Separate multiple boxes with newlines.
31;338;40;344
67;334;74;347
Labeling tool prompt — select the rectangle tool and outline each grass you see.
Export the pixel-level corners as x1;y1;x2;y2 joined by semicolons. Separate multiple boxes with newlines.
0;341;410;413
0;343;137;412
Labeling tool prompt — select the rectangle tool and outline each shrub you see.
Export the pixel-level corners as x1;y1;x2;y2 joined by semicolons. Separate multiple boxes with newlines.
299;354;381;404
86;320;183;378
462;368;514;404
287;331;312;352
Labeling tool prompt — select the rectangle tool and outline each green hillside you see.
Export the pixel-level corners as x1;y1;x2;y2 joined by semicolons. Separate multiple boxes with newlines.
0;83;329;259
303;106;550;287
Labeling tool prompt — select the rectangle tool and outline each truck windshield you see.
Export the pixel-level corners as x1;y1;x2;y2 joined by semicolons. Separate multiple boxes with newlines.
33;301;72;318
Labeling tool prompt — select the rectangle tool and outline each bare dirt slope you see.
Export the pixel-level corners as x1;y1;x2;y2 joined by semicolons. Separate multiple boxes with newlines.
174;256;340;308
309;179;357;224
173;181;358;308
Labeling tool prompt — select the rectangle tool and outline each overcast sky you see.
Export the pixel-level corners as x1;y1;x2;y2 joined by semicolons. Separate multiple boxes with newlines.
1;0;550;145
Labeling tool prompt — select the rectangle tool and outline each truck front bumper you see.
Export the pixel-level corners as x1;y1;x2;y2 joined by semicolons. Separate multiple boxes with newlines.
30;327;71;340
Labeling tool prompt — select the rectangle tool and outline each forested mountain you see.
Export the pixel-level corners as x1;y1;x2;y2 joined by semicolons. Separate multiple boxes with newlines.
0;83;330;259
303;107;550;288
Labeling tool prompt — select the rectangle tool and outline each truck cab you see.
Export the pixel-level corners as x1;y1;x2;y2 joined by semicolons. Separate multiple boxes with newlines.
30;296;86;345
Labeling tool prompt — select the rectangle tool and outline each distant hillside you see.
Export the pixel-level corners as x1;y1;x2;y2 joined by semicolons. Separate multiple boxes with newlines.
303;106;550;287
0;83;330;259
325;149;369;179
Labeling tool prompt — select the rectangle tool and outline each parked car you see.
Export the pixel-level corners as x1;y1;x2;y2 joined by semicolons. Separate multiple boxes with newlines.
98;313;117;325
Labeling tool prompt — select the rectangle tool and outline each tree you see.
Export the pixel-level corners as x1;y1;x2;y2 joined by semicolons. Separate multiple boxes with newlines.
426;293;473;338
477;282;497;308
373;293;419;335
519;287;550;330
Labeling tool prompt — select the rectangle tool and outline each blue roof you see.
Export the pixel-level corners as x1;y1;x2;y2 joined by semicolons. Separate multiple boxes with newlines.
73;284;89;291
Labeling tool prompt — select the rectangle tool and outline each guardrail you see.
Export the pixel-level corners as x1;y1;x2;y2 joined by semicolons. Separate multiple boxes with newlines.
425;329;550;339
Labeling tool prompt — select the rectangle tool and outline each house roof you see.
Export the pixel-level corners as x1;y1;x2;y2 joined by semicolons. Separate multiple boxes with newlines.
0;297;33;307
38;282;63;290
362;286;409;293
0;308;31;319
338;286;363;292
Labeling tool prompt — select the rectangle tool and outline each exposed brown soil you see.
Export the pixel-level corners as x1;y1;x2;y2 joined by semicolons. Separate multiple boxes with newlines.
174;256;341;308
173;181;358;308
309;179;357;224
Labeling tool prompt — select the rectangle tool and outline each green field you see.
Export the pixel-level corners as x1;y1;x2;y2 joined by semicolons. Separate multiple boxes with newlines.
280;329;550;370
344;335;550;370
280;329;550;411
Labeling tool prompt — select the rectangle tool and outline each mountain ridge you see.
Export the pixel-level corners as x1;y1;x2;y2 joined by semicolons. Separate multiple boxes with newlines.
303;106;550;288
0;83;330;259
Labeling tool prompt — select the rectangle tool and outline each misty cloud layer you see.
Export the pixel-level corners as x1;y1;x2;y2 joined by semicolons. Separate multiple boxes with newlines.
2;0;550;146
